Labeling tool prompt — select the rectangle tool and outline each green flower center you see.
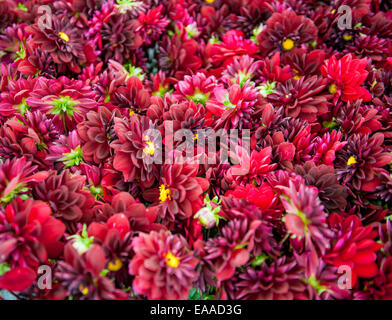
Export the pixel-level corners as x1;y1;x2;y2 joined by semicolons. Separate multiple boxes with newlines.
258;81;277;97
14;98;30;115
59;145;83;168
49;96;79;118
115;0;144;14
187;88;210;105
123;62;145;81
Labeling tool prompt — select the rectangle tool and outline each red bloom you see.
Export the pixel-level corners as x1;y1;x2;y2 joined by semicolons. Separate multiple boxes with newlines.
206;82;259;129
137;5;169;46
129;230;198;300
143;160;209;222
321;54;372;103
0;198;65;291
26;76;98;132
56;244;127;299
77;106;120;164
324;214;383;286
207;30;258;73
0;156;48;204
32;169;95;228
110;114;159;188
225;183;275;211
257;10;318;57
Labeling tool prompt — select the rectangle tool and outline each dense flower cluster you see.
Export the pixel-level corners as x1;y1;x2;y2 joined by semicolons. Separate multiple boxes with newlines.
0;0;392;301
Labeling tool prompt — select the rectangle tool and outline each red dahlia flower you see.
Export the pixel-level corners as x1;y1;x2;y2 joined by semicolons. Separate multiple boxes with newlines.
92;191;161;233
266;76;330;122
235;257;306;300
206;82;259;129
25;15;90;74
257;10;318;57
335;133;392;192
111;114;159;188
143;161;209;222
0;198;65;292
129;230;198;300
205;218;262;282
225;183;275;211
324;214;383;286
77;106;121;164
206;30;258;71
137;5;169;46
26;76;98;132
174;72;220;106
0;156;48;205
32;169;95;229
55;244;127;300
321;54;372;103
279;181;333;254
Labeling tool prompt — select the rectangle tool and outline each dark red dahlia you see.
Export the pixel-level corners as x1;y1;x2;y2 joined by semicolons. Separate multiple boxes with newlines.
25;15;89;74
0;198;65;292
335;133;392;192
158;31;202;79
361;257;392;300
77;106;121;164
295;161;347;211
111;76;151;114
266;76;330;122
110;114;159;188
143;160;209;222
234;257;306;300
129;229;198;300
32;169;95;229
92;191;161;233
279;181;333;254
55;244;127;300
282;48;326;79
101;14;142;64
257;10;318;58
205;218;261;282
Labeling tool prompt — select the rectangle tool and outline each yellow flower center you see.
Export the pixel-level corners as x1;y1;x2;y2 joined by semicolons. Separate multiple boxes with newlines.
282;38;295;51
159;184;171;203
143;137;155;156
347;156;357;166
343;33;353;41
329;83;338;94
165;251;180;268
205;0;215;3
79;284;89;295
193;133;198;140
58;32;70;42
108;257;123;272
